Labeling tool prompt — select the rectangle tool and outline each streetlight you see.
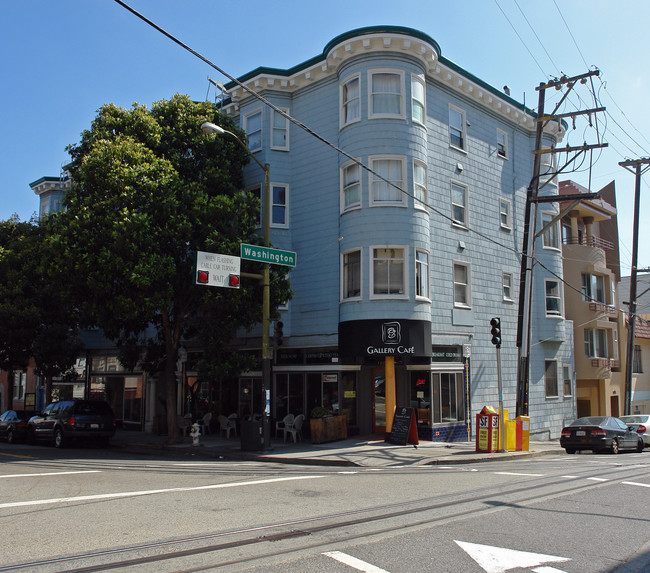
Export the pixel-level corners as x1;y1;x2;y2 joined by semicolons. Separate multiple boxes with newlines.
201;122;271;446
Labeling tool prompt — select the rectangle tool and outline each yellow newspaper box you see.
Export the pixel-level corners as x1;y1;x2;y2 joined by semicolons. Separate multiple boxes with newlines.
516;416;530;451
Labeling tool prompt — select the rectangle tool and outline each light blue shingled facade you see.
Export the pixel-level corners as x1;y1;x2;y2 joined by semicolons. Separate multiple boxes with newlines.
224;26;575;440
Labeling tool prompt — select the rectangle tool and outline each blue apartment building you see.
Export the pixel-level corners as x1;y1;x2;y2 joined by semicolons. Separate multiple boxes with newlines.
27;26;575;440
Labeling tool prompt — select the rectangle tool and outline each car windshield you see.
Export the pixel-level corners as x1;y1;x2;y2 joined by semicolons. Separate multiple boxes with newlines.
570;416;606;426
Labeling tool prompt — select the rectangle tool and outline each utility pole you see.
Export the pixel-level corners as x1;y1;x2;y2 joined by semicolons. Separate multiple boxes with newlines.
516;71;607;417
619;158;650;415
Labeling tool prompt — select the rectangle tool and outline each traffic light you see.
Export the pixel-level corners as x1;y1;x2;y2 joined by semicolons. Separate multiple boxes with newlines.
273;321;284;346
228;274;240;288
196;270;209;284
490;317;502;347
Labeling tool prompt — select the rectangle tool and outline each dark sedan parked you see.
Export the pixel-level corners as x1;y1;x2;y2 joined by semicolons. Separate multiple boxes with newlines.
28;400;116;448
0;410;35;443
560;416;644;454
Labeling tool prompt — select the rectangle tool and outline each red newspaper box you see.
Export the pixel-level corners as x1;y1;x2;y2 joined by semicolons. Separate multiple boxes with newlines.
476;406;499;453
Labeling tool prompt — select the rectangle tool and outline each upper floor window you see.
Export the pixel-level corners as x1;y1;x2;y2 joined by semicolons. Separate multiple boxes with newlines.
369;70;404;119
271;108;289;150
372;247;406;297
545;360;559;398
411;74;426;125
453;262;471;308
449;105;466;150
633;345;643;373
451;181;468;226
416;250;430;299
341;161;361;211
244;109;262;152
370;156;405;206
503;272;514;302
500;198;512;230
584;327;608;358
545;279;562;317
13;371;26;401
342;249;361;300
541;212;560;249
581;273;606;304
497;129;508;158
413;160;427;209
340;74;361;127
271;184;288;227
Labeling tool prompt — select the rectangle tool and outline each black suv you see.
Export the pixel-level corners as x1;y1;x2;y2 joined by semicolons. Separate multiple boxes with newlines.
28;400;116;448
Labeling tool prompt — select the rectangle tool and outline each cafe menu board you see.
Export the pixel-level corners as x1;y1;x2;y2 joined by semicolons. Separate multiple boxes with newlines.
387;406;419;447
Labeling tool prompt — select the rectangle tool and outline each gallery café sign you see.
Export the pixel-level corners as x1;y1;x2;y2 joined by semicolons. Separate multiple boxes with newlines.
339;319;431;359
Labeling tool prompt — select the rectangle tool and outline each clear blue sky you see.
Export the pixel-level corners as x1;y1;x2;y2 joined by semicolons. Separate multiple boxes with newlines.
1;0;648;276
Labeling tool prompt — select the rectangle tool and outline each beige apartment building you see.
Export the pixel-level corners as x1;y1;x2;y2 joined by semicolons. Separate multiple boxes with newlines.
560;180;623;418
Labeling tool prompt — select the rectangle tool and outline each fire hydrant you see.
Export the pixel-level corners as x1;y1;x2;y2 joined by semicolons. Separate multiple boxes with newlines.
190;422;201;446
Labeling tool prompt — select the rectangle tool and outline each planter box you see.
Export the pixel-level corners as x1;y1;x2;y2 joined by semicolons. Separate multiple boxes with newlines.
310;415;347;444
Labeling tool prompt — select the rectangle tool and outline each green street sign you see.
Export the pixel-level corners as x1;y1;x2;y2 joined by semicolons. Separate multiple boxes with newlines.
240;243;297;267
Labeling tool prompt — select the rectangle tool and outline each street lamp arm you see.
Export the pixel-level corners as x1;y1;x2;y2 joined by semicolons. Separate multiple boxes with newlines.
200;122;266;173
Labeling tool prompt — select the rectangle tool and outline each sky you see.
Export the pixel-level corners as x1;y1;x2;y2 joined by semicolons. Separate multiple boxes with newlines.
1;0;648;277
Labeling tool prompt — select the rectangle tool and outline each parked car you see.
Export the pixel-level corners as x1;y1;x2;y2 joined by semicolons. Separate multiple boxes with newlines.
27;400;116;448
619;414;650;448
0;410;35;443
560;416;644;454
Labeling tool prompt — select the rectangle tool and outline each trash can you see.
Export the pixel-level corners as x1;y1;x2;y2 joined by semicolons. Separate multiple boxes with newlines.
240;418;270;451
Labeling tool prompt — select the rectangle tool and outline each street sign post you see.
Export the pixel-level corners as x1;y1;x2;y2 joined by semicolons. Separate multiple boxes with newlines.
240;243;296;267
194;251;241;288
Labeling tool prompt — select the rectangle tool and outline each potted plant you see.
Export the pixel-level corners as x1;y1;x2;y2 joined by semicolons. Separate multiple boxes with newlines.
309;407;347;444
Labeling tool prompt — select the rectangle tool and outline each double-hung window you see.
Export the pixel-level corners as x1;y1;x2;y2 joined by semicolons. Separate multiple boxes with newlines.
413;160;427;209
503;272;513;302
341;161;361;211
545;360;559;398
497;129;508;158
633;345;643;373
453;262;471;308
449;105;466;150
541;212;559;249
13;371;26;401
244;109;262;152
342;249;361;300
415;250;429;299
500;198;512;230
411;74;426;125
271;184;288;227
271;108;289;150
545;279;562;316
369;70;404;119
584;328;608;358
372;247;405;296
340;74;360;127
451;181;468;226
563;365;573;396
370;156;405;206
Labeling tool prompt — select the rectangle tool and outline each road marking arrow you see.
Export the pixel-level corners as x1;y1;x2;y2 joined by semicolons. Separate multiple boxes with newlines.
455;541;570;573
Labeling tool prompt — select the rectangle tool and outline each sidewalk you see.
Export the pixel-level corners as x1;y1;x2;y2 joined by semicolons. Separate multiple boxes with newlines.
110;428;564;467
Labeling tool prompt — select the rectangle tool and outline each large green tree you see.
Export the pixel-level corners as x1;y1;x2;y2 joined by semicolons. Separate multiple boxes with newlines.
51;94;290;441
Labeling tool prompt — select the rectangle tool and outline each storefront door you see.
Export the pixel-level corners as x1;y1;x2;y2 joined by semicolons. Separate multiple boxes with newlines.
372;368;386;434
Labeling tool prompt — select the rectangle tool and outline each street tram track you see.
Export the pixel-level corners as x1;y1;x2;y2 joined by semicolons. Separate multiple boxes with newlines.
1;462;647;572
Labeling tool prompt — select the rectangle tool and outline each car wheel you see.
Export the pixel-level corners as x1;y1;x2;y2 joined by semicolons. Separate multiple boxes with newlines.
611;439;619;455
27;427;35;444
565;448;576;454
637;439;644;453
54;428;65;449
7;429;14;444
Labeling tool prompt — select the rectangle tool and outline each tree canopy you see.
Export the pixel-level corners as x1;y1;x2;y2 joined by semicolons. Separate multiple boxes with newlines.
49;94;291;440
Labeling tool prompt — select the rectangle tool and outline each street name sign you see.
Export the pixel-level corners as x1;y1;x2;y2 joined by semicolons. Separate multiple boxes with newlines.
195;251;240;288
240;243;297;267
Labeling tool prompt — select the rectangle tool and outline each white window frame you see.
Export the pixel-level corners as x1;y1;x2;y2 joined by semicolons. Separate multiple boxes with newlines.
244;109;262;152
563;364;573;397
270;183;289;228
503;272;514;302
449;104;466;151
271;107;289;151
497;128;508;158
541;212;560;250
413;159;427;210
545;278;563;317
370;246;407;299
369;155;406;207
415;249;430;301
451;180;468;227
545;360;559;398
500;198;512;230
341;248;362;301
453;261;471;308
340;160;362;212
340;74;361;128
411;73;426;126
13;371;26;401
368;69;405;120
